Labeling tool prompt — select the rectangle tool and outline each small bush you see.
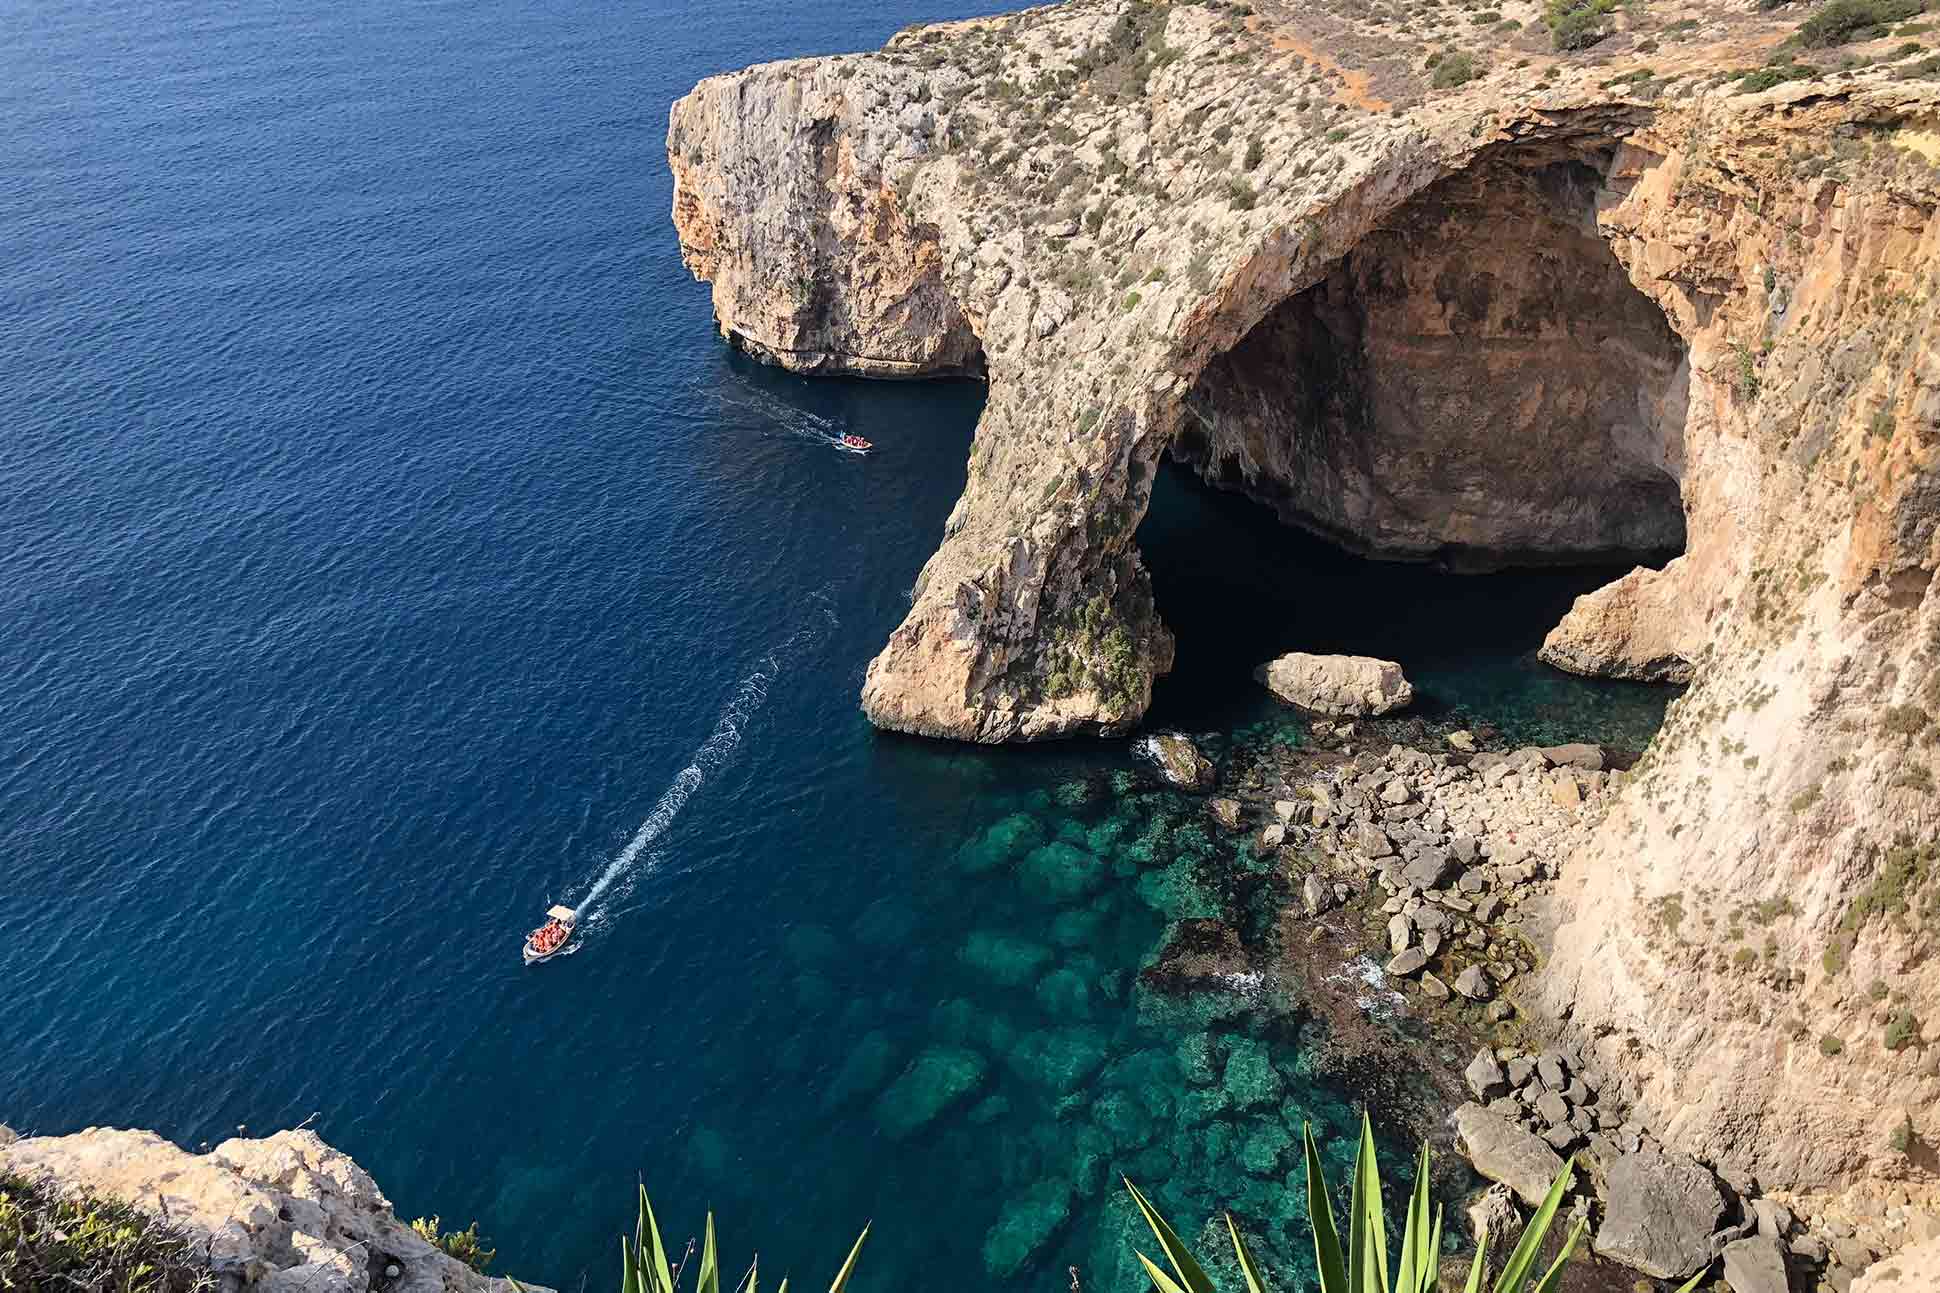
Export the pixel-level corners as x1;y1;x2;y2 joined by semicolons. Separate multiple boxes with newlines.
1732;342;1762;400
0;1173;215;1293
1432;51;1481;87
1121;290;1142;311
1244;136;1264;169
1546;0;1619;50
1225;178;1257;210
1889;1113;1915;1154
1820;1033;1846;1056
411;1217;496;1274
1798;0;1926;48
1882;704;1930;737
1884;1009;1921;1051
1734;58;1822;92
1789;785;1821;813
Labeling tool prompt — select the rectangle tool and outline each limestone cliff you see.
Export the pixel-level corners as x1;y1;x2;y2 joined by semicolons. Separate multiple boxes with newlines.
0;1125;535;1293
668;0;1940;1201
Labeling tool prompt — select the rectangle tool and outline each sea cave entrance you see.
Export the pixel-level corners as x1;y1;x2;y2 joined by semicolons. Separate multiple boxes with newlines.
1137;140;1689;748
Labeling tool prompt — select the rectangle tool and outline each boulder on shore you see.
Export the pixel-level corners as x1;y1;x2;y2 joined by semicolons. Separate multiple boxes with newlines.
1595;1145;1732;1279
1255;652;1414;717
1453;1103;1568;1208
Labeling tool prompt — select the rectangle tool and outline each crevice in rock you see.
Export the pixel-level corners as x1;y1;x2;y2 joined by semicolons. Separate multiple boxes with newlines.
1173;141;1690;576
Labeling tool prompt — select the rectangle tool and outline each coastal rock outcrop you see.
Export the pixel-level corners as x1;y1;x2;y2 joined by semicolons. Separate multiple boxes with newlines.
1255;652;1413;717
671;0;1940;1209
0;1126;534;1293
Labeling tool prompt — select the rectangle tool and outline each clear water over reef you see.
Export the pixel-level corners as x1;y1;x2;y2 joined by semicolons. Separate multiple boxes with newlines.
0;0;1673;1287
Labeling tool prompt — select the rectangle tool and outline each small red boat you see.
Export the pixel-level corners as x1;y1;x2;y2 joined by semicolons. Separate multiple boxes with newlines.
523;905;578;965
839;434;872;453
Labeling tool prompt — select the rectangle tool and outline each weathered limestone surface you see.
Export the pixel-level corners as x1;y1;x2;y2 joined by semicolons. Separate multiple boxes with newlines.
0;1126;536;1293
1852;1236;1940;1293
670;0;1940;1201
1256;651;1412;716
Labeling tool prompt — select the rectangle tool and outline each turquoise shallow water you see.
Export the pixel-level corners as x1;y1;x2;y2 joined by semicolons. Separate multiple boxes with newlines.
0;0;1674;1288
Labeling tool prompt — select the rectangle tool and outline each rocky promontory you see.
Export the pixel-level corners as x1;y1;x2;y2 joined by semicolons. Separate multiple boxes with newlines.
0;1125;536;1293
669;0;1940;1235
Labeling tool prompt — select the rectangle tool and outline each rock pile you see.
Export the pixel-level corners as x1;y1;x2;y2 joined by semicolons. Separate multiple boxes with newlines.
1267;741;1619;1015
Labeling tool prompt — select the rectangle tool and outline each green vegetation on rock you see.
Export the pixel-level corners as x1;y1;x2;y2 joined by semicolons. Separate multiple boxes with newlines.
0;1173;214;1293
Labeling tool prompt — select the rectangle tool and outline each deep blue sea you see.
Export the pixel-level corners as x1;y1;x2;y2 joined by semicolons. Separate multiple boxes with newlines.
0;1;1674;1288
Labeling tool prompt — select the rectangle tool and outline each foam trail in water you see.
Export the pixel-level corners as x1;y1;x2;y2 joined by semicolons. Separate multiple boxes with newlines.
713;386;853;452
570;590;836;917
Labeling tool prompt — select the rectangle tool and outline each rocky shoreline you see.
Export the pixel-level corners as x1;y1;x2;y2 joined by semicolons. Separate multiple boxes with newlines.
1143;705;1938;1292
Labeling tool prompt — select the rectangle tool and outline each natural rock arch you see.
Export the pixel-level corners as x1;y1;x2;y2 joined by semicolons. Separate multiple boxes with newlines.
1167;139;1690;576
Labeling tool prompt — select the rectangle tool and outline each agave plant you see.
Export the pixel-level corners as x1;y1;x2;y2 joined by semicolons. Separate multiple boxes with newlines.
1127;1111;1707;1293
514;1186;868;1293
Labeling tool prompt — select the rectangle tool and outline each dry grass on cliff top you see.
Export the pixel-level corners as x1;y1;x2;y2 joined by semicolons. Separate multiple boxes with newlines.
0;1170;216;1293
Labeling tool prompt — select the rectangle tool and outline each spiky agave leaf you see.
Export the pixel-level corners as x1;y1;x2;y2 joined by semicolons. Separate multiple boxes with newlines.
1302;1122;1348;1293
825;1222;869;1293
1462;1224;1490;1293
697;1213;719;1293
1393;1142;1434;1293
1124;1178;1216;1293
1347;1111;1388;1293
1225;1214;1267;1293
1491;1157;1574;1293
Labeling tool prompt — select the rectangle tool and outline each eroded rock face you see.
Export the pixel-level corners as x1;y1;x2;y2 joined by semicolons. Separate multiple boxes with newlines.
1179;154;1686;569
0;1127;536;1293
671;0;1940;1197
1256;651;1413;716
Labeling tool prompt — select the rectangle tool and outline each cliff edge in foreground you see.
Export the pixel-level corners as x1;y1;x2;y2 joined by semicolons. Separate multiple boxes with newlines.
669;0;1940;1207
0;1124;536;1293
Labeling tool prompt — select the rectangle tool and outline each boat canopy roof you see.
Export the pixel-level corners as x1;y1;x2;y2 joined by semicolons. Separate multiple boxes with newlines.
546;905;576;922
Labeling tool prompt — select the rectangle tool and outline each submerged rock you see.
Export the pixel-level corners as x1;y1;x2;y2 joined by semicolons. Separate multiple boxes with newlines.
1141;919;1254;994
1016;841;1106;903
875;1047;989;1139
982;1177;1075;1278
1007;1027;1110;1093
1256;653;1414;717
822;1030;897;1110
959;930;1054;987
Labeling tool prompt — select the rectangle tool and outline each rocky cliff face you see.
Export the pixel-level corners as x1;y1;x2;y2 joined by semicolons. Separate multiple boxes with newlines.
0;1126;535;1293
669;0;1940;1202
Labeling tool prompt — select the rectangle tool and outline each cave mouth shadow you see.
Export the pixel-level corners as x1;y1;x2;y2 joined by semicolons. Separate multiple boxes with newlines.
1138;140;1689;737
1174;142;1690;575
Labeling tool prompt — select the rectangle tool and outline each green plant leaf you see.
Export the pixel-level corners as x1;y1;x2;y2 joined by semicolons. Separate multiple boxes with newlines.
640;1186;675;1293
1302;1123;1348;1293
1350;1111;1389;1293
698;1212;719;1293
1670;1270;1708;1293
1395;1143;1431;1293
1492;1157;1574;1293
1225;1214;1266;1293
826;1222;869;1293
621;1236;640;1293
1135;1250;1192;1293
1462;1225;1489;1293
1528;1217;1587;1293
1124;1179;1216;1293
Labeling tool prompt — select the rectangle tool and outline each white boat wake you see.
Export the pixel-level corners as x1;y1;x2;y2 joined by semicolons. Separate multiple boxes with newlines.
564;591;837;923
715;387;859;455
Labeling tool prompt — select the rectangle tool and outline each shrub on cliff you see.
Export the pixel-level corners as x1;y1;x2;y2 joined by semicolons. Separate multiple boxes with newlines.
0;1171;215;1292
1544;0;1619;51
412;1215;496;1274
1431;51;1480;88
1797;0;1928;47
